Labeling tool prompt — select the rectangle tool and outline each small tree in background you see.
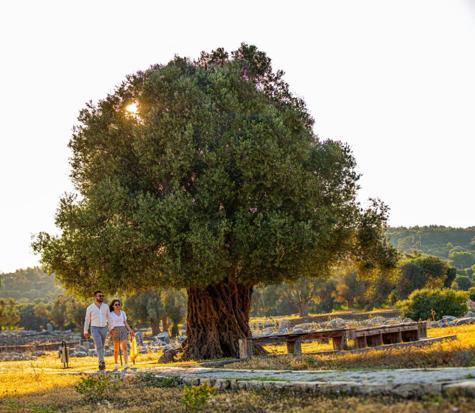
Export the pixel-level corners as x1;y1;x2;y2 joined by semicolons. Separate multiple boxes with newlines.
0;298;20;329
19;304;48;330
398;288;468;320
394;255;449;300
48;295;68;330
336;272;369;309
449;250;475;269
126;291;164;335
453;275;473;291
164;289;187;337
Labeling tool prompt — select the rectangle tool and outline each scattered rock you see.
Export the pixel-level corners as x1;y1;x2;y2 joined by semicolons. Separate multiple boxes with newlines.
155;332;170;345
70;351;88;357
158;347;179;363
292;323;316;332
367;316;385;325
454;317;475;326
325;318;346;329
443;381;475;397
264;320;274;328
0;352;37;361
278;320;291;332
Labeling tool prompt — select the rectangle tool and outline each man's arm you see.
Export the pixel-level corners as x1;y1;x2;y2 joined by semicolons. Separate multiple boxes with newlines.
83;306;91;337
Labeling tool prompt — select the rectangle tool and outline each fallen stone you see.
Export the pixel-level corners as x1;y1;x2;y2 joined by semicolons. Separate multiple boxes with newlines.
367;316;385;325
454;317;475;326
155;332;170;344
325;318;346;329
70;351;88;357
292;323;316;332
278;320;291;332
443;381;475;397
158;347;179;363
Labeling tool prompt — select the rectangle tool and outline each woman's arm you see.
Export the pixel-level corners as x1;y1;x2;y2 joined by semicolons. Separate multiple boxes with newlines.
123;312;135;336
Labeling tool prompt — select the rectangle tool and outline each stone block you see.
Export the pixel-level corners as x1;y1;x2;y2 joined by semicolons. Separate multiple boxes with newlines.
443;381;475;397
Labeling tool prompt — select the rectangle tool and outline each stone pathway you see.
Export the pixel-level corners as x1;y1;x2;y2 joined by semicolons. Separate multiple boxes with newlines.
116;366;475;398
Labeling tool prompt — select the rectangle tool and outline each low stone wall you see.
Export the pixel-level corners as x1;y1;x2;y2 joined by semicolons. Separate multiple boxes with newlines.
125;366;475;398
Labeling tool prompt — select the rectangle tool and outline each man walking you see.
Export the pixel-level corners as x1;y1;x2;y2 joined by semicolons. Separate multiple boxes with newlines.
84;290;109;370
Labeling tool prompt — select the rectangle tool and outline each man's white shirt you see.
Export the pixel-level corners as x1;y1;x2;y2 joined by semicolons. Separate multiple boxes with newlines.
84;303;109;334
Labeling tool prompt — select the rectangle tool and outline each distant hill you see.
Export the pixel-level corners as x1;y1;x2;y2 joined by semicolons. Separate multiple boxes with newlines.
0;267;63;302
387;226;475;259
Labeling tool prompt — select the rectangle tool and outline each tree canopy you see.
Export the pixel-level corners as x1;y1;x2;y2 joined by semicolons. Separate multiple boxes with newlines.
33;44;396;358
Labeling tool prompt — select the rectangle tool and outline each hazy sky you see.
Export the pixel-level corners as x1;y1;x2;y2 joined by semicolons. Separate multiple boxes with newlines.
0;0;474;273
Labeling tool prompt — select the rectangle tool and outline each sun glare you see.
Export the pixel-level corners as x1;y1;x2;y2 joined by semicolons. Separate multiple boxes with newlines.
125;102;139;115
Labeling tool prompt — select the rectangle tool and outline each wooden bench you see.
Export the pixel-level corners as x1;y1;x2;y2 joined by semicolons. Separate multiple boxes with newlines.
238;322;428;359
349;322;427;349
239;328;350;359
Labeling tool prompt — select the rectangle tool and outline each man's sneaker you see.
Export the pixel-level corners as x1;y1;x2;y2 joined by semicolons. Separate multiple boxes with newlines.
98;361;105;371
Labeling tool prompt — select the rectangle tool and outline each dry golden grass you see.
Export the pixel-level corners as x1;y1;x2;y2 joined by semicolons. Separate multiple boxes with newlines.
0;351;197;401
0;323;474;411
1;375;474;413
0;351;196;374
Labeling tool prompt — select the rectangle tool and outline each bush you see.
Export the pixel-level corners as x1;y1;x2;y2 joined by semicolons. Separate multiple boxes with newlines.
74;374;120;402
181;383;216;411
397;288;468;320
469;287;475;302
453;275;473;291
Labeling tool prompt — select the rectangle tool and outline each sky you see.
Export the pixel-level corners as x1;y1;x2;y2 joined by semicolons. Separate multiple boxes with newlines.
0;0;474;273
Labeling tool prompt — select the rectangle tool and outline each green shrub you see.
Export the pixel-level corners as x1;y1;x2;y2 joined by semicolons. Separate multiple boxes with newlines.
453;275;473;291
136;372;181;387
181;383;216;411
74;374;120;402
469;287;475;302
397;288;468;320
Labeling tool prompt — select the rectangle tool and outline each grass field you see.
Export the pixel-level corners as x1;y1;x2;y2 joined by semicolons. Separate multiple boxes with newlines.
0;324;474;412
1;374;475;413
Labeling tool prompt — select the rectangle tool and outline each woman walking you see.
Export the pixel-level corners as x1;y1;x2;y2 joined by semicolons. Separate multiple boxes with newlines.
109;299;135;371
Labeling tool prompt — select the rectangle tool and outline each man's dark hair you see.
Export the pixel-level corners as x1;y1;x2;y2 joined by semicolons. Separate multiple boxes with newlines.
93;290;103;296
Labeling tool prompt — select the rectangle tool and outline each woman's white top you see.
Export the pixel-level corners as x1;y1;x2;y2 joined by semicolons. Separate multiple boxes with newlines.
109;310;127;329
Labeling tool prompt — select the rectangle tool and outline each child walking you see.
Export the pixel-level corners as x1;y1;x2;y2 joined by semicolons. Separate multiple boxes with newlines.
109;299;135;371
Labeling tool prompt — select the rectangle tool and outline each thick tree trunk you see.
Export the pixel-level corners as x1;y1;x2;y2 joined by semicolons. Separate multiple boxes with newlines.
183;277;260;360
151;319;161;336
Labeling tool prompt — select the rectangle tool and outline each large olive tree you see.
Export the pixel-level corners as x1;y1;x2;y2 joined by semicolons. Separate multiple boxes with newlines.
34;44;396;359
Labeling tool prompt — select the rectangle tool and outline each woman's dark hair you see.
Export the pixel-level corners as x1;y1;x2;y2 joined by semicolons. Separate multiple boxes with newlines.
109;299;121;312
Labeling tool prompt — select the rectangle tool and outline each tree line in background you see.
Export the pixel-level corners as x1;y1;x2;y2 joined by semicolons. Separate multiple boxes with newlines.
1;226;474;331
0;268;186;334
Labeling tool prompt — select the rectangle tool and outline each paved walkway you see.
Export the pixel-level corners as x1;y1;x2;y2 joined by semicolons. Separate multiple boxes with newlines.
117;366;475;397
133;365;475;385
